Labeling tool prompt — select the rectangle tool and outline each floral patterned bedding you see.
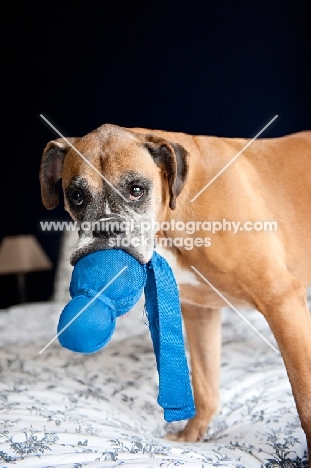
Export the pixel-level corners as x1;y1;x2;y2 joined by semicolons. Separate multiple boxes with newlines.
0;292;310;467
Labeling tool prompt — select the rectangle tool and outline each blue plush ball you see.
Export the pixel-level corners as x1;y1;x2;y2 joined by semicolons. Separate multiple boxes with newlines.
57;249;147;353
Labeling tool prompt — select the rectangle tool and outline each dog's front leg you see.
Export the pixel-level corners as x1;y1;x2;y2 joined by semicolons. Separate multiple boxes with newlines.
166;305;221;442
259;278;311;465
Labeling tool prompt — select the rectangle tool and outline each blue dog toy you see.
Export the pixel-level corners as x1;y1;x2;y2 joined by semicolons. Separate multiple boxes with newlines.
58;249;196;422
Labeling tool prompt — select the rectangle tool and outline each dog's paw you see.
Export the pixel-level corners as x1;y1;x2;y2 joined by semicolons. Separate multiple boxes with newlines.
165;420;206;443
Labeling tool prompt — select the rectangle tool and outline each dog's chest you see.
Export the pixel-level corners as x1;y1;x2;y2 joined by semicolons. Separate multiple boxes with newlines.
155;245;200;287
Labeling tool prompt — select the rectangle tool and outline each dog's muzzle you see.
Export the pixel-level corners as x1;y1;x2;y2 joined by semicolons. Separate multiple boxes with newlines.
70;214;127;265
70;214;154;266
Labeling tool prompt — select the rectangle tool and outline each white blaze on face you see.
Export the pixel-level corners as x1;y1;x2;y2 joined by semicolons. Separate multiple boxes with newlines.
103;200;112;214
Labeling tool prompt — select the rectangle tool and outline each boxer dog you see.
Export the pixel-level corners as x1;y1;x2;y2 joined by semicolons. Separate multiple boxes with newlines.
40;124;311;462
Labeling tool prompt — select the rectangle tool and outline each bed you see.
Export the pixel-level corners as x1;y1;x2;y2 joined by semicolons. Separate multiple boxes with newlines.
0;232;309;467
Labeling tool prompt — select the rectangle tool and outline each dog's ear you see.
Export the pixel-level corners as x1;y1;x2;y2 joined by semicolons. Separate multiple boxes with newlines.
143;135;189;210
39;137;79;209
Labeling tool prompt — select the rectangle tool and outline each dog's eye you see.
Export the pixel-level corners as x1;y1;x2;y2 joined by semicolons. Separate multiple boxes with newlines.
129;185;144;201
70;190;84;206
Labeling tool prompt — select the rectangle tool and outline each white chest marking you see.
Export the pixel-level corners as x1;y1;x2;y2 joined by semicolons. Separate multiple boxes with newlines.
155;244;200;286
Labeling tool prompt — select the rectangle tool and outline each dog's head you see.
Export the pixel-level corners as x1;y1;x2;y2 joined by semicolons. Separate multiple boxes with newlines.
40;124;189;264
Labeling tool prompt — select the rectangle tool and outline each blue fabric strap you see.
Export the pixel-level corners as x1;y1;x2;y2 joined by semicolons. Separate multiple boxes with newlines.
145;251;196;422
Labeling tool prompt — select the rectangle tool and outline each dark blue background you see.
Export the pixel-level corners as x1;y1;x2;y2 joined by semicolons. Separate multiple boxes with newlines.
2;1;311;305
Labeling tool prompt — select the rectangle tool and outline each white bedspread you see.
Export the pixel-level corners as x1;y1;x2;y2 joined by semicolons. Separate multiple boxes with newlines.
0;295;309;467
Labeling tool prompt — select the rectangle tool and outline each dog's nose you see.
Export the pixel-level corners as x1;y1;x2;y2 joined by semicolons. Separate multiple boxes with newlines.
93;229;110;239
92;216;126;239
